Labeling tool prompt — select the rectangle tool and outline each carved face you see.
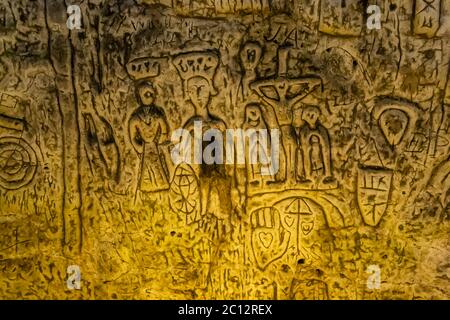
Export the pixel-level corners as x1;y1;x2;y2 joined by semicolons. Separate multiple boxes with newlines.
302;106;320;128
138;84;155;106
245;105;262;127
240;42;262;70
310;135;320;145
187;76;211;111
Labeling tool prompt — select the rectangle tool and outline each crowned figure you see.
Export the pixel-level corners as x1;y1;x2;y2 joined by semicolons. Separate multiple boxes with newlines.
173;50;234;223
172;50;237;292
129;81;171;194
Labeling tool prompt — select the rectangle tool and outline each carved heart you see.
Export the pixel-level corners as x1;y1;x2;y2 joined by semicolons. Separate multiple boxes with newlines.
259;232;273;248
301;221;314;235
284;215;295;227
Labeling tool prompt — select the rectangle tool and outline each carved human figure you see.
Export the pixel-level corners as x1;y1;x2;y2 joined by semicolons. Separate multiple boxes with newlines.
173;51;234;222
298;106;334;184
183;75;232;222
128;82;170;193
309;135;325;177
172;51;236;291
83;113;121;185
242;103;276;186
239;41;262;99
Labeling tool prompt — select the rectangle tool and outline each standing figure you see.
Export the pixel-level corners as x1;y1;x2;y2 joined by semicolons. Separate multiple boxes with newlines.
298;106;334;184
309;135;325;178
172;50;236;292
173;50;234;223
184;75;232;222
239;42;262;100
128;82;170;193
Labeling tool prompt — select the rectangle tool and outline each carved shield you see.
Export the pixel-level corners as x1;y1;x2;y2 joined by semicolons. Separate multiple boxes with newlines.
169;164;200;224
357;166;393;226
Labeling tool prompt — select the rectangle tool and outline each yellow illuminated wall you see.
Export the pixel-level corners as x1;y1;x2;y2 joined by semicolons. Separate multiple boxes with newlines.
0;0;449;299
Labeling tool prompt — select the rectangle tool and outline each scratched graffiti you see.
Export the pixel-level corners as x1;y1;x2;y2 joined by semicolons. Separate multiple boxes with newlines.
0;0;449;299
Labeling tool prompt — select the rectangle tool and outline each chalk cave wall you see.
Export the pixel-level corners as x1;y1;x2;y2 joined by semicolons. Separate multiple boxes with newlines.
0;0;449;299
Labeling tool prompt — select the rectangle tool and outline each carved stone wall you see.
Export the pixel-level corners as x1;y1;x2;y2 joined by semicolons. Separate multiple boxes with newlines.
0;0;449;299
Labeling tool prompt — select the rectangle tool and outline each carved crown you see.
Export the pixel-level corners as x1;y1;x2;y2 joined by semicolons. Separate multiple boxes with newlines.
126;57;167;81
